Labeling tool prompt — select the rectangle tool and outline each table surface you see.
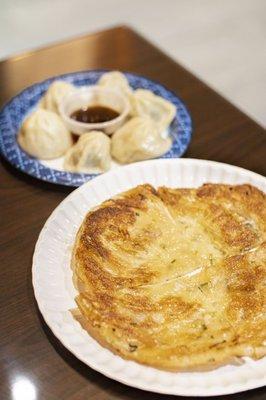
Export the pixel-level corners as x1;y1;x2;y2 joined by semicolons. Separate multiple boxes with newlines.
0;26;265;400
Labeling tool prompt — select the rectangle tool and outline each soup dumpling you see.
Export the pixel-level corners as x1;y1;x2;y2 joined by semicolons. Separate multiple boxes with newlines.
64;131;111;173
39;80;75;114
98;71;133;98
18;109;73;159
111;116;172;164
131;89;176;131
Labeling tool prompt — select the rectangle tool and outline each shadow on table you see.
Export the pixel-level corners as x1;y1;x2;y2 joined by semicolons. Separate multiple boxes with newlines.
1;155;73;194
38;311;266;400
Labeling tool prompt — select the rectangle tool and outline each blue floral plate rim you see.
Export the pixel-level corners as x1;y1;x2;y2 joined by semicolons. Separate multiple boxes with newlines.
0;69;193;187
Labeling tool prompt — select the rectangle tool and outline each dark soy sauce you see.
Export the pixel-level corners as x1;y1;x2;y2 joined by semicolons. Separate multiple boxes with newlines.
70;105;119;124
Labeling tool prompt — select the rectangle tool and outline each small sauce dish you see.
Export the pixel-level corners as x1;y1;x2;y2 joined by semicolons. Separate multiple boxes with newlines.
59;86;130;135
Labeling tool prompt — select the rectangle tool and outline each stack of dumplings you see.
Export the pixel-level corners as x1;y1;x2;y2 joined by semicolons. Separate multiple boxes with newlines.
18;71;176;174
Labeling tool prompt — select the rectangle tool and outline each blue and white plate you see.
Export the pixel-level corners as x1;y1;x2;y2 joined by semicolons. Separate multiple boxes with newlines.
0;70;192;187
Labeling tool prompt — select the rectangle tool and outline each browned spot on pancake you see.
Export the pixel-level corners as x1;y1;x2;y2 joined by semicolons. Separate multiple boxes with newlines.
207;203;257;248
159;295;199;317
157;187;192;207
120;293;156;312
225;253;266;321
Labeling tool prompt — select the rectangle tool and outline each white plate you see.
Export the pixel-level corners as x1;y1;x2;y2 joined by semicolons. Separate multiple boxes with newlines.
32;159;266;396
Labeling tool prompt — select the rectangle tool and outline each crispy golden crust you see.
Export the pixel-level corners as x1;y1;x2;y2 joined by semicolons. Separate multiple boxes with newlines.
72;183;266;370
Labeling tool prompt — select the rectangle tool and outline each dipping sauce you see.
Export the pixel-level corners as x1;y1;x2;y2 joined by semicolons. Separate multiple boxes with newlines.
70;105;119;124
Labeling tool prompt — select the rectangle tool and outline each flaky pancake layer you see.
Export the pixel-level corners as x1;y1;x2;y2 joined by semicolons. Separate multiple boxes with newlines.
72;183;266;370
